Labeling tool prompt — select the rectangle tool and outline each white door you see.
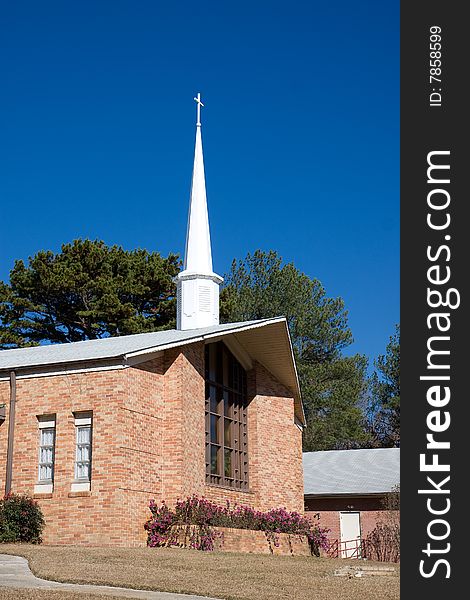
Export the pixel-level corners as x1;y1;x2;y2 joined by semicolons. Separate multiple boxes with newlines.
340;512;361;558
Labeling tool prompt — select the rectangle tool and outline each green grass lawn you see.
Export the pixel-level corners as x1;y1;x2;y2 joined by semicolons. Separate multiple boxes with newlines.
1;545;399;600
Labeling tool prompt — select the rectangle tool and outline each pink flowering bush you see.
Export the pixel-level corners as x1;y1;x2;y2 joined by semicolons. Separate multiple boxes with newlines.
145;495;329;555
145;500;176;547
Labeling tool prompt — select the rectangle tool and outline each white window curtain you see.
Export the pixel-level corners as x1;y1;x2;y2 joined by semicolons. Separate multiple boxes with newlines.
75;424;92;481
38;427;55;482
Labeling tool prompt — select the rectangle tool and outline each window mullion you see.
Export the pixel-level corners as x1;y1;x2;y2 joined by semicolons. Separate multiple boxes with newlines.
205;343;248;489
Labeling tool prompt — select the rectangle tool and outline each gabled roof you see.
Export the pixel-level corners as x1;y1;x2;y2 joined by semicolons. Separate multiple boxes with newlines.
0;317;304;423
303;448;400;497
0;320;263;370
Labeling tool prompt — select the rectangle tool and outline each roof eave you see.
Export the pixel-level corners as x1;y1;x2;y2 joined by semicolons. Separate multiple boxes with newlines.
0;358;126;380
0;318;305;424
280;317;305;425
124;316;305;425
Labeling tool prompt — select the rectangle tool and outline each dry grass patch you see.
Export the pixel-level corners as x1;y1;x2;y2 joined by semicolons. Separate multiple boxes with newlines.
1;545;399;600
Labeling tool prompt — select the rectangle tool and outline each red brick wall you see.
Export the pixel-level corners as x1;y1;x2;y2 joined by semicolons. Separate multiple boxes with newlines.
0;370;130;545
251;363;304;512
215;526;310;556
0;339;303;546
170;525;311;556
202;361;303;513
0;381;8;488
121;358;166;545
305;496;393;543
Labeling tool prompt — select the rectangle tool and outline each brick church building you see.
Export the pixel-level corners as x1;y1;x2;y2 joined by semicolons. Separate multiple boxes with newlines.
0;96;305;546
303;448;400;557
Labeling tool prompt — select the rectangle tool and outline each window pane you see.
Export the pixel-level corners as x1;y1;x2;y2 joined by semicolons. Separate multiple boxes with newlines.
77;462;89;479
224;449;232;478
224;391;233;418
224;419;232;446
77;426;90;443
209;386;218;413
205;343;248;488
210;415;219;442
40;447;52;463
216;344;223;384
208;344;217;381
233;362;239;391
75;420;92;481
77;445;90;462
38;425;55;482
222;350;229;387
210;445;219;474
216;387;224;413
41;429;54;446
39;465;49;481
233;450;240;476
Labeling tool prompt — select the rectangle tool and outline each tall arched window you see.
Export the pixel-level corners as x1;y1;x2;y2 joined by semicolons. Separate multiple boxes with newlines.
205;342;248;489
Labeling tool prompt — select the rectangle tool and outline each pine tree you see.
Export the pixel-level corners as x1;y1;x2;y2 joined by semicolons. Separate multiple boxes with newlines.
366;324;400;446
0;239;180;348
220;250;371;451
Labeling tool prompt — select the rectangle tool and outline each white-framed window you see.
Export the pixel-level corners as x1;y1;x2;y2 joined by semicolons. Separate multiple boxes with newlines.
71;412;92;492
75;424;92;480
34;415;56;494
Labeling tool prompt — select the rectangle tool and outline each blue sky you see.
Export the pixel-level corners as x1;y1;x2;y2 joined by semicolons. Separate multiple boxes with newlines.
0;1;399;366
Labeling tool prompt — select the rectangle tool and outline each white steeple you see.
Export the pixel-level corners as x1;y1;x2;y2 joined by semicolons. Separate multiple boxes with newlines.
176;94;223;330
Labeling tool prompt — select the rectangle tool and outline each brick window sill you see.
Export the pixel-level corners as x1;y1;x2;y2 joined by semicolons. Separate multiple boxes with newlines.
34;483;53;495
206;483;254;494
68;491;92;498
33;493;53;499
70;481;91;493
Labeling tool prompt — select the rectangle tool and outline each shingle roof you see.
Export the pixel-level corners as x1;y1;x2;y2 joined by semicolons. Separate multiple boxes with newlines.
0;317;304;423
303;448;400;496
0;319;273;370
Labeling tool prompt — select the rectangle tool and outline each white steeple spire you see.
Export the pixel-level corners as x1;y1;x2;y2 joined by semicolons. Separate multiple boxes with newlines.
176;94;223;331
183;94;212;274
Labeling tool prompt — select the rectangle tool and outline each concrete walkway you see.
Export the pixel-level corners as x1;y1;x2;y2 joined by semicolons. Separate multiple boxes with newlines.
0;554;221;600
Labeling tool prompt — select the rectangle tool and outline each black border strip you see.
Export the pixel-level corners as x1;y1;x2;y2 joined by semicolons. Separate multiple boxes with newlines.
401;2;466;595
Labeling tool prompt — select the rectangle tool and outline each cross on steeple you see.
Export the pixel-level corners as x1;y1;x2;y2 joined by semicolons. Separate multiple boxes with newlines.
194;93;204;126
